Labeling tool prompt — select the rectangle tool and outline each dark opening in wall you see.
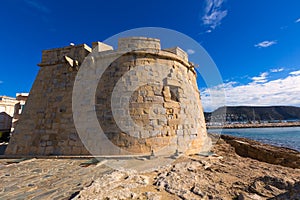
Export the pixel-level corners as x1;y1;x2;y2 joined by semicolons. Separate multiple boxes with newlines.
169;86;180;102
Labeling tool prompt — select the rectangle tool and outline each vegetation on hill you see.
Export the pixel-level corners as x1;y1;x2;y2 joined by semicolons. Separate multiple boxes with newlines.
204;106;300;123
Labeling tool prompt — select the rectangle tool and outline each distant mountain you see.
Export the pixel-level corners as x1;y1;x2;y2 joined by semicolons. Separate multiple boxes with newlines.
204;106;300;122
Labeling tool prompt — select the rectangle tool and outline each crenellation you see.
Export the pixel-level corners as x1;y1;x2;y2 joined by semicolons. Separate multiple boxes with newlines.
118;37;161;51
38;44;91;67
92;41;114;52
163;47;188;62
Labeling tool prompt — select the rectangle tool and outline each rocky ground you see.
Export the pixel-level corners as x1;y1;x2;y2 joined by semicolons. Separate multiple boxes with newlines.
1;135;299;199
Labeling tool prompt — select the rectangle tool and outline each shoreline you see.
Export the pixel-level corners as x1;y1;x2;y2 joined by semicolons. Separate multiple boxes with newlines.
220;134;300;166
207;121;300;129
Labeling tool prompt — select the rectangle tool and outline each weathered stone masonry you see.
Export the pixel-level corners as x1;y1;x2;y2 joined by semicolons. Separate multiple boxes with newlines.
5;37;209;156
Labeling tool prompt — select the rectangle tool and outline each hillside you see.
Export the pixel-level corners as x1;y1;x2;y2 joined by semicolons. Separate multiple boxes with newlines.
204;106;300;123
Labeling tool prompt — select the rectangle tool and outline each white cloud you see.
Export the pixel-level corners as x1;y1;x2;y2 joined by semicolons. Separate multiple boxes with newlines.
200;70;300;111
255;40;277;48
251;72;268;83
289;70;300;76
24;0;50;13
270;68;284;73
295;18;300;23
186;49;195;55
202;0;228;30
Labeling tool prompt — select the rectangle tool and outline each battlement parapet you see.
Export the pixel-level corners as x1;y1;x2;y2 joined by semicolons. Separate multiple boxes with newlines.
38;44;91;67
163;47;188;62
118;37;161;51
37;38;191;69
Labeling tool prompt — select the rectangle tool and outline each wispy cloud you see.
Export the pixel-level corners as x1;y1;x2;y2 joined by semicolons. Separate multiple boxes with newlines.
201;69;300;111
270;68;284;73
295;18;300;23
24;0;50;13
0;81;3;84
186;49;195;55
289;70;300;76
251;72;268;83
255;40;277;48
202;0;228;30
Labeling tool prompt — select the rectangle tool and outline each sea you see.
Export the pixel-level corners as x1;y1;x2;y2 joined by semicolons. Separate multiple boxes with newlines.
208;127;300;152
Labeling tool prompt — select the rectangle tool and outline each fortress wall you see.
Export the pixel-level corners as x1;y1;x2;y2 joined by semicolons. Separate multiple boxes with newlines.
5;45;92;155
5;37;208;156
93;54;204;154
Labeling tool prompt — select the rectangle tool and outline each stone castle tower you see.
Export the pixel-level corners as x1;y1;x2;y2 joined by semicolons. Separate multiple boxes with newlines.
5;37;209;156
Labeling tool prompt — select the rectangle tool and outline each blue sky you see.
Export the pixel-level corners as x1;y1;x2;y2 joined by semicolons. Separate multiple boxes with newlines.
1;0;300;111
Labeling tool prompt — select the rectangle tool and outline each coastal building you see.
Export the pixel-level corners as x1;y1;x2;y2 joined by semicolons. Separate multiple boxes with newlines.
0;94;28;132
0;96;18;131
12;93;29;131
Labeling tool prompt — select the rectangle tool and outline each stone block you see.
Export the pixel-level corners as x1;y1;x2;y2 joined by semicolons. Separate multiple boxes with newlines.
92;41;113;52
166;78;181;87
41;135;49;140
176;130;184;136
164;102;180;109
45;146;54;155
40;141;46;147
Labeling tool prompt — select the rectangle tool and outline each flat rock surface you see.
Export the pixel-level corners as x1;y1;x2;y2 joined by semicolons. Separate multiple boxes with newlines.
0;158;112;199
1;137;300;199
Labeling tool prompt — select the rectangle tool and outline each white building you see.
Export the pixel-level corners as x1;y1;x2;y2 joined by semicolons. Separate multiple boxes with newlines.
0;93;28;131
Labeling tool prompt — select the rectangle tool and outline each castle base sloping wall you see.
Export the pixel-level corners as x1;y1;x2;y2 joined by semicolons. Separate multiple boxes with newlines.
5;37;209;156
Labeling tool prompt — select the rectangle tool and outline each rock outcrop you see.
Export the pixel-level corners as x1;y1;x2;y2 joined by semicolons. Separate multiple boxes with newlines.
74;136;300;199
221;134;300;168
1;135;299;199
